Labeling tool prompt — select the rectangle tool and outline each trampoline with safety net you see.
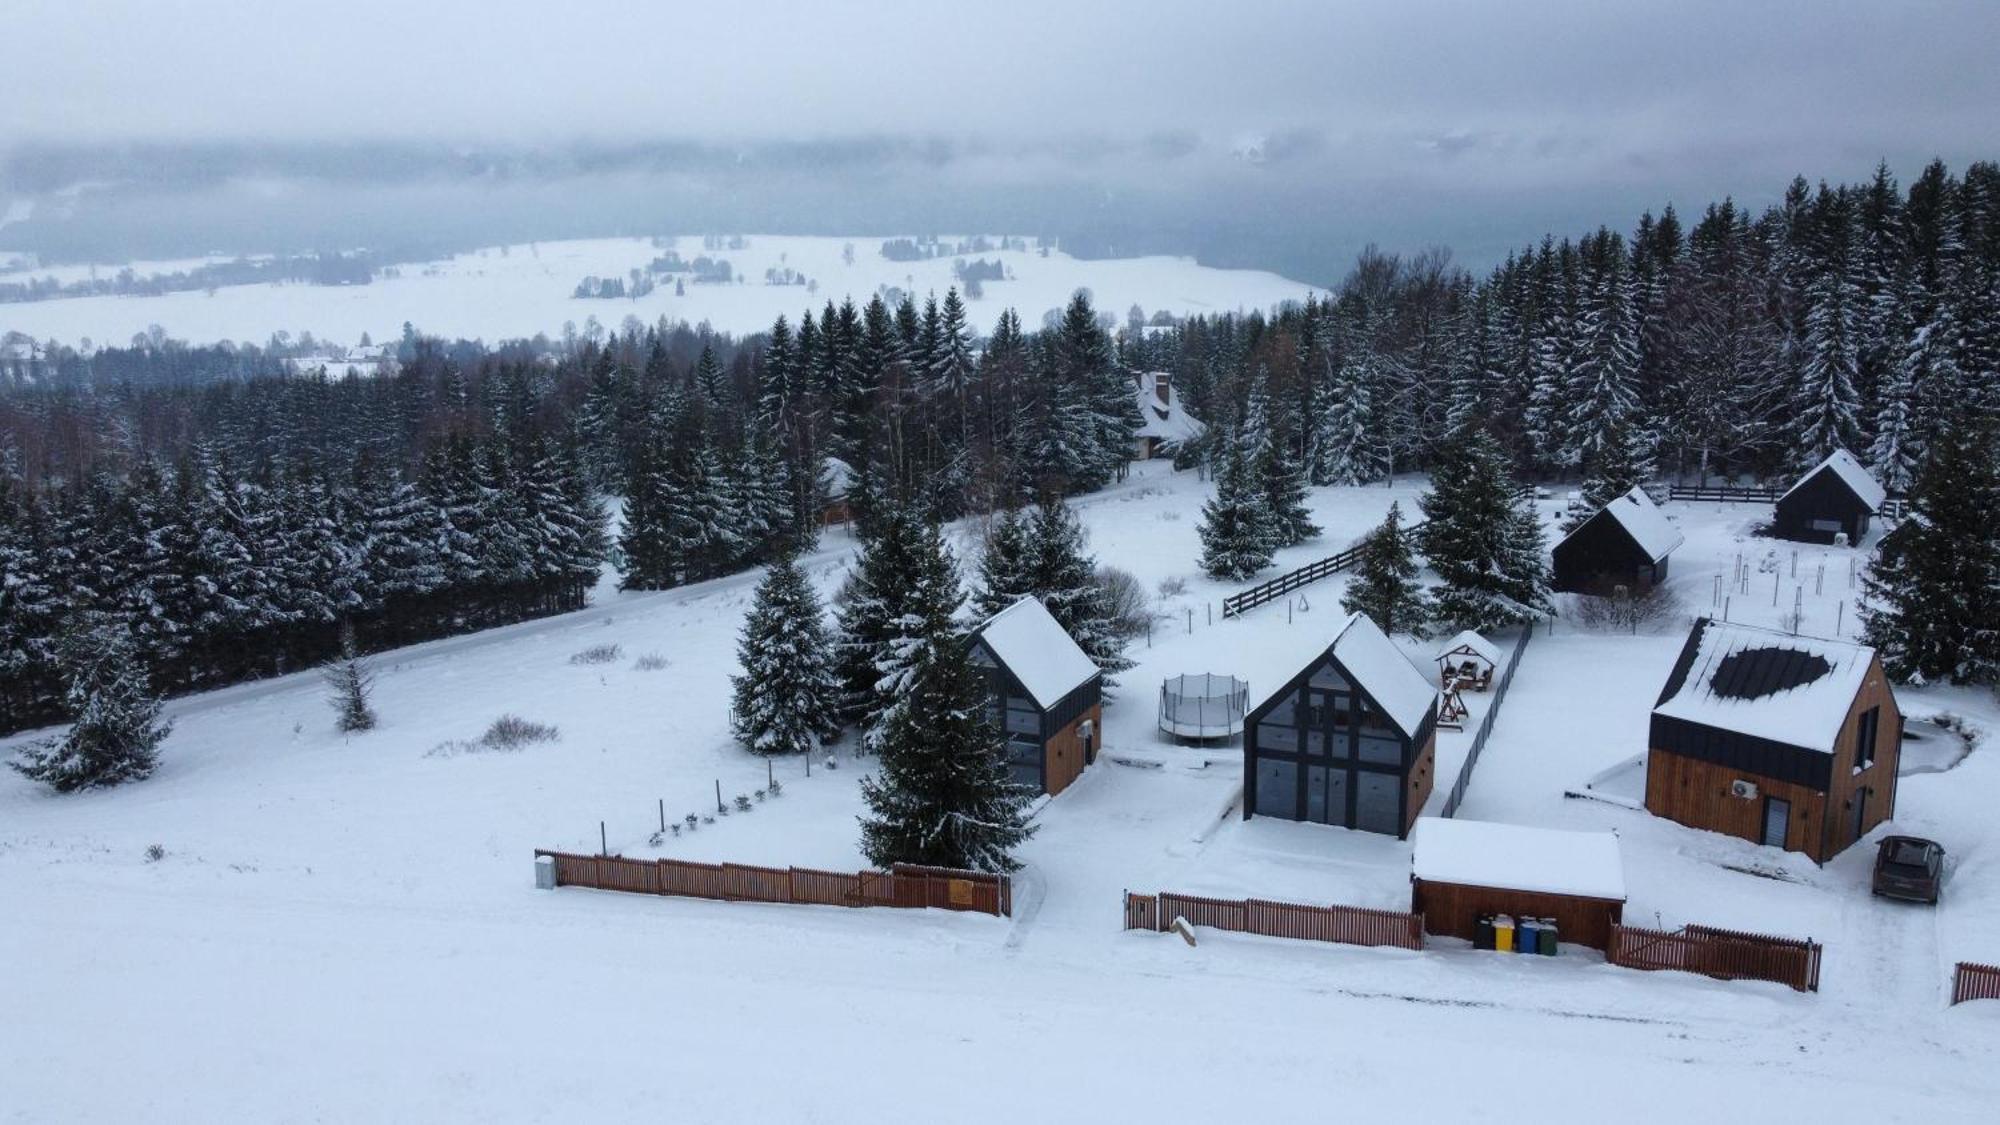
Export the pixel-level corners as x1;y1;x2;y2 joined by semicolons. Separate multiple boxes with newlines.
1158;673;1250;740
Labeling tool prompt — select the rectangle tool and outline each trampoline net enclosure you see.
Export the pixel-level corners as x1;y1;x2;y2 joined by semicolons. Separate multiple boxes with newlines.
1159;673;1250;738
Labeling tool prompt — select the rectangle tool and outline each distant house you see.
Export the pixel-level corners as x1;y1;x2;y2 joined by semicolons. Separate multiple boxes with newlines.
969;597;1104;797
1243;613;1440;837
1131;372;1205;460
1410;817;1628;951
1647;618;1901;863
1772;450;1885;545
820;456;855;526
1552;487;1683;594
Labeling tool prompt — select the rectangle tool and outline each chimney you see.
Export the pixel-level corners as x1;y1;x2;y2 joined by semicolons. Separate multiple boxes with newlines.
1153;374;1170;404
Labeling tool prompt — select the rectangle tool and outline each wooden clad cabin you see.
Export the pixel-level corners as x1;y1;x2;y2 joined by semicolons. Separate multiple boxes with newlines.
1646;618;1901;863
1552;487;1684;594
1243;613;1439;838
1772;449;1885;545
1410;817;1627;951
969;597;1104;797
1131;371;1205;460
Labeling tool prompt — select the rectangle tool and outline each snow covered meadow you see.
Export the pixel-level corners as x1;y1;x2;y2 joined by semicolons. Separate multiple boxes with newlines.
0;235;1317;349
4;460;1998;1121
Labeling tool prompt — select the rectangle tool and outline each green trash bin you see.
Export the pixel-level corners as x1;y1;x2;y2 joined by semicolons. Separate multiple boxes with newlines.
1537;918;1559;955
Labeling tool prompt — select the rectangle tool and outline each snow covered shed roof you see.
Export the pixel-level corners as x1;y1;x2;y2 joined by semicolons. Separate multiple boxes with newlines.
1411;817;1627;901
1434;630;1501;669
820;456;855;501
1562;487;1683;563
1780;449;1886;512
1248;613;1438;739
972;596;1101;711
1652;619;1876;755
1132;372;1205;443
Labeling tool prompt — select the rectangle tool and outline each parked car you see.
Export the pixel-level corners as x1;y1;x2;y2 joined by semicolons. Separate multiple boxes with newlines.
1872;836;1945;904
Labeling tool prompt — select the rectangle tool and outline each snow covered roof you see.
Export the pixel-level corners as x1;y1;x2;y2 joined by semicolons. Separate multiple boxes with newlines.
1565;487;1683;562
973;596;1101;710
1132;372;1205;444
1248;612;1438;738
1434;630;1501;669
820;456;855;500
1781;449;1886;512
1652;619;1877;755
1411;817;1627;901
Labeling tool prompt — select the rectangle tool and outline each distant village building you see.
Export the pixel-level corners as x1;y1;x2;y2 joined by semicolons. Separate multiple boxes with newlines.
1130;371;1204;460
1772;450;1885;545
1552;487;1683;594
1243;613;1440;837
1410;818;1628;951
1647;618;1901;862
969;597;1104;797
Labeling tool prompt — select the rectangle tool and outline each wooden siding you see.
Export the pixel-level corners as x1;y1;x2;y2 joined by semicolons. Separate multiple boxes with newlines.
1043;702;1102;797
1773;468;1872;544
1645;653;1901;863
1404;727;1436;836
1412;878;1625;951
1552;509;1669;594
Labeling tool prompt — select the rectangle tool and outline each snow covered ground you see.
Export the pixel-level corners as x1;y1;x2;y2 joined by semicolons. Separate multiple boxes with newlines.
0;235;1318;348
4;463;1998;1121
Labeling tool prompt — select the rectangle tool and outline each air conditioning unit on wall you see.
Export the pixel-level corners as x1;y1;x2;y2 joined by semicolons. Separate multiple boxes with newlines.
1730;779;1759;800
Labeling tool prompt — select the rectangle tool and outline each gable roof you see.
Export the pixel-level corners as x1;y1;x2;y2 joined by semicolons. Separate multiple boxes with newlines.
1563;486;1682;562
1411;817;1627;901
1435;630;1501;668
1249;612;1438;739
1132;372;1206;443
972;596;1100;710
820;456;855;501
1652;618;1877;755
1781;449;1886;512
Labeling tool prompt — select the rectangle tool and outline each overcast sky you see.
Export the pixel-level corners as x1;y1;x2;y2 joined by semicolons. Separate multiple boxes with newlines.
6;0;1999;275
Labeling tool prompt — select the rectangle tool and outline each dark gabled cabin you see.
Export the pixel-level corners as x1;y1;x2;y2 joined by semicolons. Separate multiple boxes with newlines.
1772;450;1885;545
1645;618;1901;863
1552;487;1683;594
968;597;1104;797
1243;613;1439;838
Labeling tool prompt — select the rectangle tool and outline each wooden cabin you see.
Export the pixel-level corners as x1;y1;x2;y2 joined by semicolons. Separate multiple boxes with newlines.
1410;818;1628;951
1131;372;1205;460
1772;450;1885;545
1552;487;1683;594
1243;613;1439;838
1646;618;1901;863
969;597;1104;797
820;457;855;526
1434;630;1500;692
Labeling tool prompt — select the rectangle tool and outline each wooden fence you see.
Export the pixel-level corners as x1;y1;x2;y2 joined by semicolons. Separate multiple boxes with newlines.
1439;625;1534;818
1124;889;1424;950
1667;483;1907;519
1951;961;2000;1005
537;850;1012;917
1607;923;1822;992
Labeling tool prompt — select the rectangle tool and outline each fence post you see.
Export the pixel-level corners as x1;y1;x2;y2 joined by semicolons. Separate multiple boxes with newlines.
600;821;608;857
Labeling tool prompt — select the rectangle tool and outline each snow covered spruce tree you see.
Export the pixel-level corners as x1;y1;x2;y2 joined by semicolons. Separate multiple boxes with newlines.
1862;419;2000;685
1417;430;1551;634
1026;500;1136;687
1247;382;1319;548
971;506;1035;621
836;502;960;750
1197;422;1276;580
1563;415;1654;531
1340;501;1429;637
322;623;377;733
857;529;1035;874
730;552;844;756
13;618;172;792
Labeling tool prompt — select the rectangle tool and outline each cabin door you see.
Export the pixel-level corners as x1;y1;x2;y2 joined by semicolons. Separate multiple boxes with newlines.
1761;797;1791;849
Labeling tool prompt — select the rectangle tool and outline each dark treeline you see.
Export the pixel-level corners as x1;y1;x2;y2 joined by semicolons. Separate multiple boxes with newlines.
0;252;378;304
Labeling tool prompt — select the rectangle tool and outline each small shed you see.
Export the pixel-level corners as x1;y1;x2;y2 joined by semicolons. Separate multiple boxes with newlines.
1552;487;1683;594
1772;449;1885;545
1434;630;1501;691
969;597;1104;797
820;457;856;526
1410;817;1628;950
1243;613;1439;837
1131;371;1205;460
1647;618;1901;862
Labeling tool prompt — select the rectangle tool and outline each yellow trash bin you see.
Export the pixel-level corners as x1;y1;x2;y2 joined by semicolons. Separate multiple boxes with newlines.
1493;913;1515;953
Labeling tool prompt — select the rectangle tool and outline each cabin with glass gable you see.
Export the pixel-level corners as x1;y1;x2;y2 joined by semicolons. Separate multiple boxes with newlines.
1243;613;1440;837
969;596;1104;797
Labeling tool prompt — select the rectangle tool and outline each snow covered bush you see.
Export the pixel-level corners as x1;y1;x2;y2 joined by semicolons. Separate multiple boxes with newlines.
482;715;559;750
632;652;671;671
1156;576;1188;600
568;644;623;666
1093;566;1153;641
1570;584;1686;634
144;844;166;863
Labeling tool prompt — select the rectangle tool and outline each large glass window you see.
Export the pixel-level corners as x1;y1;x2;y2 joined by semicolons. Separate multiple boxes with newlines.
1355;771;1402;835
1004;699;1040;736
1256;690;1303;754
1855;707;1880;770
1254;758;1298;818
1007;738;1042;790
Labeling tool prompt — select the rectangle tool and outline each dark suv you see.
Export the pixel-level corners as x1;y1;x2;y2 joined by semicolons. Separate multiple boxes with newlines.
1872;836;1945;904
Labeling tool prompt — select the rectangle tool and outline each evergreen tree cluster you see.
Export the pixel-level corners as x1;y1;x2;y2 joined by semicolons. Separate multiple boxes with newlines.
1862;419;2000;685
973;501;1135;689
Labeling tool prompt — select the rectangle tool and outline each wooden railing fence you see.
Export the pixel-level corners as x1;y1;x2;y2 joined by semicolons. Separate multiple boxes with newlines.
1123;889;1424;950
1607;922;1822;992
1667;483;1907;519
538;850;1012;917
1438;625;1534;818
1951;961;2000;1005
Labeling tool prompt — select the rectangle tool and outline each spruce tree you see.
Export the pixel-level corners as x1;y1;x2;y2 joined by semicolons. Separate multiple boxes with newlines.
1340;502;1429;637
1418;430;1552;633
323;623;377;733
1564;416;1654;531
13;619;172;792
730;553;844;756
1024;500;1135;687
972;506;1034;621
1197;428;1275;581
1862;420;2000;684
836;502;958;744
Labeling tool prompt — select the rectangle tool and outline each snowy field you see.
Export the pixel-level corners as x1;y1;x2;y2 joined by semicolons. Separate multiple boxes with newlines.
0;235;1318;348
5;462;1999;1121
